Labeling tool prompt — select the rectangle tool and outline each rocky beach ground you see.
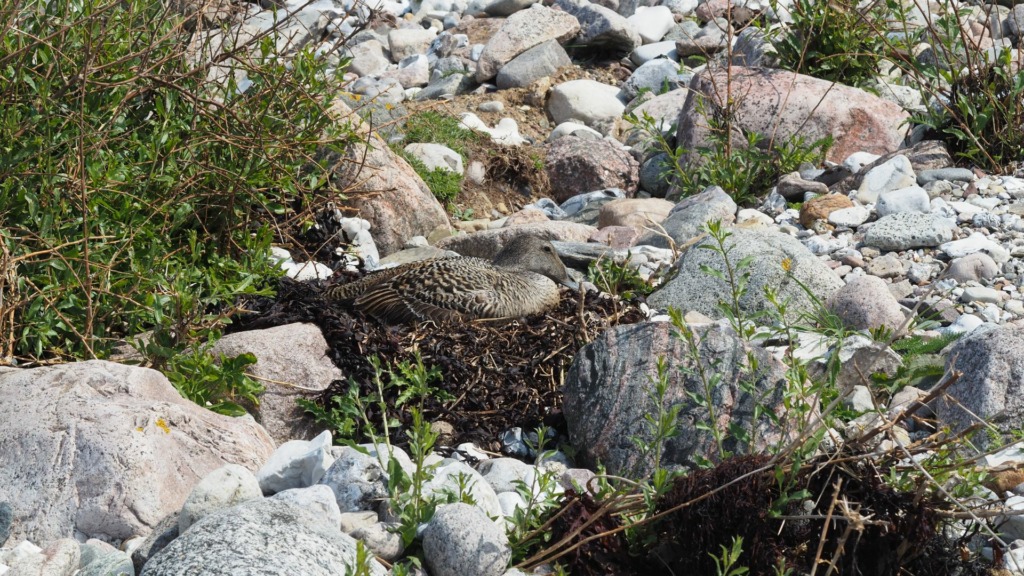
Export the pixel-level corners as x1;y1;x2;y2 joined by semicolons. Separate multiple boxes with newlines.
6;0;1024;573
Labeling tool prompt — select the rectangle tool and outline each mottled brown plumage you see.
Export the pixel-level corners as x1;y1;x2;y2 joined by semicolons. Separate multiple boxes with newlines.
325;236;576;324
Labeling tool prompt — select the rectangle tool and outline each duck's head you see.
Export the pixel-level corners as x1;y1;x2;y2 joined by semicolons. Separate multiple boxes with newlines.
492;235;578;289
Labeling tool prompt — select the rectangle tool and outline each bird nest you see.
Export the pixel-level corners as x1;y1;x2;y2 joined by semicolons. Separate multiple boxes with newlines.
229;277;646;451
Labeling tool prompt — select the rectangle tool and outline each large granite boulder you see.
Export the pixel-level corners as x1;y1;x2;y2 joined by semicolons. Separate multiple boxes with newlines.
934;325;1024;449
677;66;910;165
0;361;275;544
564;322;798;476
475;5;580;82
648;226;844;323
140;497;387;575
211;323;340;444
325;98;449;257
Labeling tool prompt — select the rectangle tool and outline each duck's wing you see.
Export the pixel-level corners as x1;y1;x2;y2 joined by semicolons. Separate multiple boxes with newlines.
323;258;450;302
355;259;504;323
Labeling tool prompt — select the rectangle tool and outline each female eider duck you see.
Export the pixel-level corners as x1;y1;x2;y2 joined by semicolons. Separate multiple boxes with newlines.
325;235;577;324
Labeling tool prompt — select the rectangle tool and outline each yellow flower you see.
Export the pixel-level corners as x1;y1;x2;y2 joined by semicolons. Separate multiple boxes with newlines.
781;258;792;272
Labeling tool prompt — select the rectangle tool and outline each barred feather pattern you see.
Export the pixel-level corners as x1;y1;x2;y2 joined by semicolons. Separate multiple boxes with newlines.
322;236;571;324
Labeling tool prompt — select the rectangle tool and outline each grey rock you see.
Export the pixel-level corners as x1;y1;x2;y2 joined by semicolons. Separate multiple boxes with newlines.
388;54;430;88
832;337;903;392
404;143;464;174
1008;4;1024;39
555;0;642;54
0;361;273;544
888;385;933;420
179;465;263;534
947;253;1000;283
662;0;697;16
11;538;81;576
341;96;409;143
338;511;378;534
416;72;476;100
629;40;677;65
629;87;689;137
564;323;797;475
560;188;626;220
843;385;874;412
486;0;537;16
350;522;404;561
730;26;775;67
423;503;511;576
649;226;844;323
79;550;134;576
776;171;829;202
828;206;871;228
863;253;906;279
639;152;674;197
917;167;975;185
863;213;956;251
876;185;931;216
350;76;404;103
432;56;468;76
317;447;388;513
626;6;674;43
269;485;342;532
620;58;682;101
209;323;340;443
907;261;942;284
233;9;327;57
827;276;906;333
856;154;917;204
0;501;11;547
547;79;626;136
935;326;1024;449
388;28;437;61
478;458;536;493
140;498;387;576
1005;258;1024;280
495;40;572;90
257;430;334;495
79;539;117;567
345;40;390;77
475;5;581;82
961;286;1004;304
941;232;1011;263
675;19;729;56
477;98;504;112
423;461;502;518
130;513;179;575
639;186;736;247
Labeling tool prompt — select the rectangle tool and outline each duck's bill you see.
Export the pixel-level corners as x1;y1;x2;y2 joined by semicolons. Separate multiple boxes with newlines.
560;278;580;290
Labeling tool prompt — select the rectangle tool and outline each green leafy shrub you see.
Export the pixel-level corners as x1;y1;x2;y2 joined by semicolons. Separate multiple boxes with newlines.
772;0;889;88
163;348;264;416
587;256;655;298
405;156;464;204
628;106;832;206
402;111;482;157
912;48;1024;170
394;111;483;206
0;0;353;361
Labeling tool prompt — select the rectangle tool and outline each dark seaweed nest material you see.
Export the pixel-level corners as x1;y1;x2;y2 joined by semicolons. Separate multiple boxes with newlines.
228;276;646;450
530;453;992;575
